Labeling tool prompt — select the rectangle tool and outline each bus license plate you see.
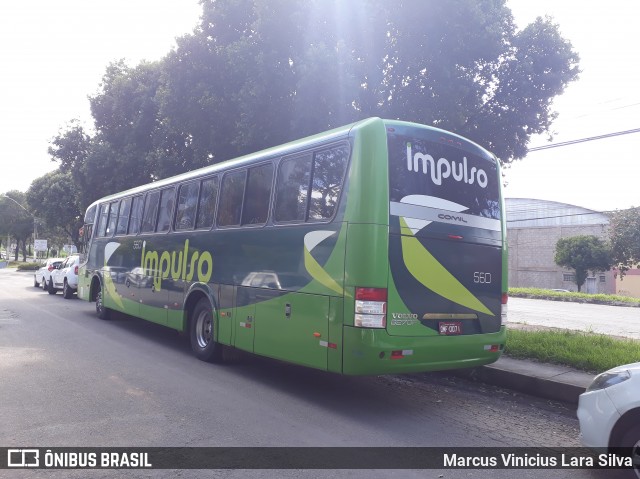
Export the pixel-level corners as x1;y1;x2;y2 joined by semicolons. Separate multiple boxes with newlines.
439;322;462;335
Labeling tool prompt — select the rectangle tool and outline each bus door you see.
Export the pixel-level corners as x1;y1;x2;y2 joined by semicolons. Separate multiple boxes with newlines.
137;242;168;326
234;285;256;352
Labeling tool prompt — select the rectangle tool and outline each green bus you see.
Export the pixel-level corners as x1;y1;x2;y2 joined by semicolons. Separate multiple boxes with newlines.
78;117;507;375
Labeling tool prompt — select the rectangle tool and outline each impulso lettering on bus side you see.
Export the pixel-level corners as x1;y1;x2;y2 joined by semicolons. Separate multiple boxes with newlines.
141;239;213;291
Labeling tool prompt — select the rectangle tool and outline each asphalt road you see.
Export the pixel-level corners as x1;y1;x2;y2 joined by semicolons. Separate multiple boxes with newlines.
509;297;640;339
0;268;628;479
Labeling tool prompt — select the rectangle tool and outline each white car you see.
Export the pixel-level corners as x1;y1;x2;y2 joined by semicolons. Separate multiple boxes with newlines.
34;257;64;290
578;362;640;476
49;255;80;299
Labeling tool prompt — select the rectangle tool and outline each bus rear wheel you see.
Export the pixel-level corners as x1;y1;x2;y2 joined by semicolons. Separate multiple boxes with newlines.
190;298;222;363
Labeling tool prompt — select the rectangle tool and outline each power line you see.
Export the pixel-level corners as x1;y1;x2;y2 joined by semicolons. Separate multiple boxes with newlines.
528;127;640;152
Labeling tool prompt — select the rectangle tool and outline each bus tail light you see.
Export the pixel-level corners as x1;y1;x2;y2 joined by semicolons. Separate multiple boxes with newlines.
354;287;387;328
501;293;508;323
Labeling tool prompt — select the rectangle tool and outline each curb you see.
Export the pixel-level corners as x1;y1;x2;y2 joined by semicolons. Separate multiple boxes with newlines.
452;357;594;404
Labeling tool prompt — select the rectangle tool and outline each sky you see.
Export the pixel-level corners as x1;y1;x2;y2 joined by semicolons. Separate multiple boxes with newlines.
1;1;638;212
0;0;201;194
505;0;640;212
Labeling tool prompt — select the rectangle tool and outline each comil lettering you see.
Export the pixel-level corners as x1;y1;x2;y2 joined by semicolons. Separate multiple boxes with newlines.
141;239;213;291
406;143;488;188
438;213;467;223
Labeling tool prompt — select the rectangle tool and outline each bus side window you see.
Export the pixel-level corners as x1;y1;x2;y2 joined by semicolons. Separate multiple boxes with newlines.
217;170;246;227
96;204;109;237
308;145;349;221
196;177;219;229
106;201;119;237
274;153;312;222
128;195;144;235
115;197;132;235
156;187;176;233
175;182;199;231
141;191;160;233
242;163;273;225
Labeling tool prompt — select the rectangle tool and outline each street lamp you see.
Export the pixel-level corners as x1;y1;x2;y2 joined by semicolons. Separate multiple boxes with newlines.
1;194;37;262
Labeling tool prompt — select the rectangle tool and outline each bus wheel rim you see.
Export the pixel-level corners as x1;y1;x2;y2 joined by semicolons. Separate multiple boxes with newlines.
195;311;212;349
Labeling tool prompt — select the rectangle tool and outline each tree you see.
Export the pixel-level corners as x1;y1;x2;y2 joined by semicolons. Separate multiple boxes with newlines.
0;191;34;261
554;236;612;292
156;0;579;166
26;171;84;249
609;207;640;278
42;0;580;222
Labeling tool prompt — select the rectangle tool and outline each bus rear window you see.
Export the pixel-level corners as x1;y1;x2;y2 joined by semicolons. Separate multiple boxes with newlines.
387;131;500;220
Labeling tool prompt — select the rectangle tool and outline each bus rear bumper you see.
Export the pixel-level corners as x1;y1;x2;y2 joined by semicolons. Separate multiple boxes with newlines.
341;325;506;375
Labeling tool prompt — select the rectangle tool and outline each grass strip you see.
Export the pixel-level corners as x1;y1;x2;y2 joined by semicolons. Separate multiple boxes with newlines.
506;328;640;374
510;287;640;307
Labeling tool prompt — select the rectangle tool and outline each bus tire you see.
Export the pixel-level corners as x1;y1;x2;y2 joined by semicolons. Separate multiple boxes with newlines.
190;298;222;363
95;281;111;320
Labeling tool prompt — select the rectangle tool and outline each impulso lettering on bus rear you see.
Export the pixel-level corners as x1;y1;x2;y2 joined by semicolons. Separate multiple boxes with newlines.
406;142;488;188
141;239;213;291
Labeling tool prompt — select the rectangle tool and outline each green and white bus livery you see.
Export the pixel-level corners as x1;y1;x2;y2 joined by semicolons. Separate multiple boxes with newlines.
78;117;507;375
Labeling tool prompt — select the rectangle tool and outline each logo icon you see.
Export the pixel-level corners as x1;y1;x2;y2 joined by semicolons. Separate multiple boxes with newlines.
8;449;39;468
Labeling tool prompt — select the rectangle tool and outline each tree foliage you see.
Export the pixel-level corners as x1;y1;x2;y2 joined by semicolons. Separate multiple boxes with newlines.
15;0;579;251
609;207;640;278
26;171;84;248
554;235;612;292
0;191;34;261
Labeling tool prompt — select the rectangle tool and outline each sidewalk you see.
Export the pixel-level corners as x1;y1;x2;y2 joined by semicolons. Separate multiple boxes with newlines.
454;356;594;404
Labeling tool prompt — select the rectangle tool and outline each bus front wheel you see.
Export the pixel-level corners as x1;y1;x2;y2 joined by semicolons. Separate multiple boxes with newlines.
95;282;111;320
190;298;222;363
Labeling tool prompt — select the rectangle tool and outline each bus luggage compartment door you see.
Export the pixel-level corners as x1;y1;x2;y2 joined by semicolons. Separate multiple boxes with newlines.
253;291;329;370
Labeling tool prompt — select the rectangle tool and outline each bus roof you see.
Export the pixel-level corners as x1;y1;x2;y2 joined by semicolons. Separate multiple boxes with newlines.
86;118;384;209
84;117;495;209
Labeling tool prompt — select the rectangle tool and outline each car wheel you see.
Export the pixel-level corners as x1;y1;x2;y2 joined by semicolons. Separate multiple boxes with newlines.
47;278;57;295
95;282;110;320
189;298;222;363
34;276;40;288
620;425;640;478
42;277;48;291
63;280;74;299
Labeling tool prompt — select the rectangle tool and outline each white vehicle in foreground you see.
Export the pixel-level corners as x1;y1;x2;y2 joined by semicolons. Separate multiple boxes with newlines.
578;362;640;478
34;257;64;290
49;255;80;299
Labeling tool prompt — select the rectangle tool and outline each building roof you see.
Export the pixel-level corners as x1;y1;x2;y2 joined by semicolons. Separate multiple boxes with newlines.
506;198;609;229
